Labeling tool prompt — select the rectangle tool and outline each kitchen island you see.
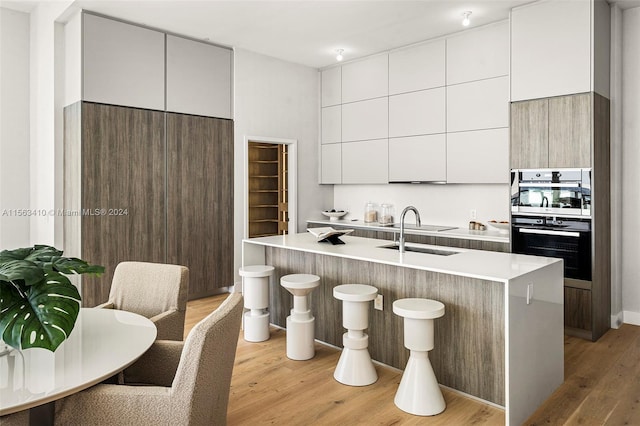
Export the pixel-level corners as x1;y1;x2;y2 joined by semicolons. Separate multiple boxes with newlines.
243;233;564;426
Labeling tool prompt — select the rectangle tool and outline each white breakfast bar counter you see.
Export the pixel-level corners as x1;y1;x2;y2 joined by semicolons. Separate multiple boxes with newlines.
243;233;564;425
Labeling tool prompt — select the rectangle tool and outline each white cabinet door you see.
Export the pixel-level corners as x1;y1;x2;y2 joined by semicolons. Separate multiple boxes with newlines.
321;106;341;144
83;13;165;110
446;128;509;183
166;35;232;118
321;67;341;107
321;144;342;184
341;54;388;103
342;97;388;142
389;40;445;95
511;0;590;101
389;135;446;182
389;88;445;137
446;21;509;85
342;139;388;184
447;76;509;132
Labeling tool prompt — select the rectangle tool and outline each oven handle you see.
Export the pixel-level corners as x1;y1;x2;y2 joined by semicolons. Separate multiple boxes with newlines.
518;228;581;237
519;182;580;188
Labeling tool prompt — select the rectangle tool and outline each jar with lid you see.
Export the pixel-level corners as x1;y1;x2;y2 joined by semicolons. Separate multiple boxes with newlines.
364;202;378;223
379;203;394;225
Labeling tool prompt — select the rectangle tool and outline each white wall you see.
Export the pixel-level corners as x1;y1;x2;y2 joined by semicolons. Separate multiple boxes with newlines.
333;184;510;226
621;6;640;325
233;48;333;281
610;4;623;327
0;8;31;249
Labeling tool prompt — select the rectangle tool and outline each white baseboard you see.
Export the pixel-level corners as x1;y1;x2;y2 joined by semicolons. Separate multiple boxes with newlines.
611;311;624;328
623;310;640;326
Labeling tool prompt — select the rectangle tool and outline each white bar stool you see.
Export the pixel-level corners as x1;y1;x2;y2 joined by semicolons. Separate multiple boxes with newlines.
239;265;274;342
280;273;321;360
392;298;446;416
333;284;379;386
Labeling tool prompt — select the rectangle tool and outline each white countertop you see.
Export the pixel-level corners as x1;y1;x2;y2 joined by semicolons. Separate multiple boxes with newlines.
307;218;510;243
244;233;560;283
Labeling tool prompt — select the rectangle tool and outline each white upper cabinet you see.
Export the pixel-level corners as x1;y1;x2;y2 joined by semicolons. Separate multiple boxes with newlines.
342;139;388;184
446;21;509;85
321;67;341;107
389;135;446;182
321;143;342;184
389;40;445;95
341;97;388;142
446;128;509;184
511;0;591;101
341;54;388;103
321;106;341;144
389;88;445;137
83;13;165;110
447;76;509;132
166;35;232;119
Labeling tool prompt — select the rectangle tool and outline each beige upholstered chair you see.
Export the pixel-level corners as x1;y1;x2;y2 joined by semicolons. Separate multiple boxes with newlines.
97;261;189;340
54;292;243;426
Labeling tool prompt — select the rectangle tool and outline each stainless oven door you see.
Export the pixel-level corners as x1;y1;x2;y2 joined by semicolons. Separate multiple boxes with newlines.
517;182;584;215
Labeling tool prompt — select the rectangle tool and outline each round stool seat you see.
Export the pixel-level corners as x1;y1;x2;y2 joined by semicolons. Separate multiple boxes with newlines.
281;274;320;296
239;265;274;278
333;284;378;302
393;298;445;319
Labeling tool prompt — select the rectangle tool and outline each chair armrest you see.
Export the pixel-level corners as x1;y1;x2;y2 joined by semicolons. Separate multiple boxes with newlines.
94;301;115;309
55;384;173;424
122;340;183;387
150;309;185;340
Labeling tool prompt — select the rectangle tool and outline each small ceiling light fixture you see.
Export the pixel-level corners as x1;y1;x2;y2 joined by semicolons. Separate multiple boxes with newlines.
462;11;472;27
336;49;344;62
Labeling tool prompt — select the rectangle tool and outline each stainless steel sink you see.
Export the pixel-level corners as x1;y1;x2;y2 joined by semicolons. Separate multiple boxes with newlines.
390;224;457;232
378;243;460;256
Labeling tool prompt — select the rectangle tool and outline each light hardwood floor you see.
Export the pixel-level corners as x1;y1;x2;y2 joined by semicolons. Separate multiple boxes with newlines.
186;294;640;425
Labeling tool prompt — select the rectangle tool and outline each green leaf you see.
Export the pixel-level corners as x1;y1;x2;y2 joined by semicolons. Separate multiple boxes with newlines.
0;260;45;287
0;245;104;352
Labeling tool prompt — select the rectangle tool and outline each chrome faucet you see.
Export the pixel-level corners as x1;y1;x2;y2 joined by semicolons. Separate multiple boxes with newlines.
398;206;421;253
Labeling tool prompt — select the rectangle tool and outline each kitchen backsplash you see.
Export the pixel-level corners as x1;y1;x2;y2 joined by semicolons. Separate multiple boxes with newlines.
332;184;510;226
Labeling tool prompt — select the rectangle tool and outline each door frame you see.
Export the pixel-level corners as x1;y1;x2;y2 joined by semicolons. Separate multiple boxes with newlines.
243;135;297;238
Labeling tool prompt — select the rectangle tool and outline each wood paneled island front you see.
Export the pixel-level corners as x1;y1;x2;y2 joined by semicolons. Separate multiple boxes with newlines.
243;233;564;425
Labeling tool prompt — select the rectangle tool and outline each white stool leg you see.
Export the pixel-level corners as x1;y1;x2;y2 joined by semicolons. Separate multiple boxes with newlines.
243;275;270;342
333;300;377;386
394;317;445;416
286;294;315;360
394;351;446;416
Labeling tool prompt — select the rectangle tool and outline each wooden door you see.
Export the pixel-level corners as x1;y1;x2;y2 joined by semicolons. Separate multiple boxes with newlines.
548;93;591;168
79;102;166;306
166;114;234;299
510;99;549;169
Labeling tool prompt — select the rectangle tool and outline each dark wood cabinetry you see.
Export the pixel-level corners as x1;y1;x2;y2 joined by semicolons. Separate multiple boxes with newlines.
510;92;610;341
64;102;234;306
166;113;234;299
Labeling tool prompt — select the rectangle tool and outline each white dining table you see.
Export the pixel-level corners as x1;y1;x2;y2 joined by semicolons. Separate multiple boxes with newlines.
0;308;157;419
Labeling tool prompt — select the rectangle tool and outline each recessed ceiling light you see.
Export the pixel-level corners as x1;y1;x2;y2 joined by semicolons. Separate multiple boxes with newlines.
462;11;472;27
336;49;344;62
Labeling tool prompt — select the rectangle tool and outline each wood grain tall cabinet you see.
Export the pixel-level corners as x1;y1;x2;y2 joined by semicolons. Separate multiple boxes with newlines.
166;114;234;299
64;12;233;305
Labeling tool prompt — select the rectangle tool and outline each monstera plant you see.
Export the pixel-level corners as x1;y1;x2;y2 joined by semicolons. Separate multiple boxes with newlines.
0;245;104;352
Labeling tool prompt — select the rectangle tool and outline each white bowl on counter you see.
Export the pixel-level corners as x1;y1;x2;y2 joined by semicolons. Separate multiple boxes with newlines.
322;210;348;221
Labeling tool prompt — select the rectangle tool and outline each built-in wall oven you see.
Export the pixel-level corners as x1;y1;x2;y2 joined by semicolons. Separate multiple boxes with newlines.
511;216;592;287
511;168;592;288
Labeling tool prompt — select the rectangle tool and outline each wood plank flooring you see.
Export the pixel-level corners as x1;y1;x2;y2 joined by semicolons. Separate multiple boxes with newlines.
186;294;640;425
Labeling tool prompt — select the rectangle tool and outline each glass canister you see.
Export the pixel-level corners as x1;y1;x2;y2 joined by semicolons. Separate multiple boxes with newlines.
364;202;378;223
379;203;394;225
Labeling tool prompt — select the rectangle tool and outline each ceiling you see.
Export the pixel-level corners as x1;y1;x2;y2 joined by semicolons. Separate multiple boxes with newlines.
3;0;640;69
